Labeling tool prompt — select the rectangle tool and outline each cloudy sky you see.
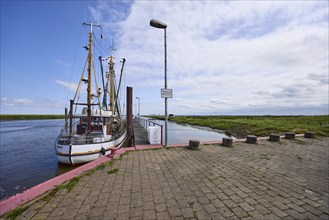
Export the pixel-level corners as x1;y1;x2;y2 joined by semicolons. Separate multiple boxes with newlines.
1;1;328;115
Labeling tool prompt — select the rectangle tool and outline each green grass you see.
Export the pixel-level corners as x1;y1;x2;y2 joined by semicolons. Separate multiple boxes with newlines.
107;168;119;174
0;114;64;120
5;205;29;220
150;115;329;138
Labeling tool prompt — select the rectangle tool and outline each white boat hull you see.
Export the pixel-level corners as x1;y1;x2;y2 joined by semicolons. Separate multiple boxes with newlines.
55;131;126;165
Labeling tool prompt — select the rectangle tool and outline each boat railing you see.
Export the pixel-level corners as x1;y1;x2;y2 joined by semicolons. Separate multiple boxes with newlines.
57;124;127;145
136;116;163;145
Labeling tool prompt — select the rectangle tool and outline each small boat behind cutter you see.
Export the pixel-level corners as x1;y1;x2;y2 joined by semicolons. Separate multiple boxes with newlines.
55;22;127;165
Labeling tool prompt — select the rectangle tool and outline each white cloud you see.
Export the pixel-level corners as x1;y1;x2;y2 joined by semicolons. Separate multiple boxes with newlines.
54;59;71;67
90;1;328;115
1;97;67;114
55;80;78;92
1;98;33;106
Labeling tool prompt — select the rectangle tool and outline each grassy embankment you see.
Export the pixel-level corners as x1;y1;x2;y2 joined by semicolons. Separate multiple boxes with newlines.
150;115;329;138
0;114;64;120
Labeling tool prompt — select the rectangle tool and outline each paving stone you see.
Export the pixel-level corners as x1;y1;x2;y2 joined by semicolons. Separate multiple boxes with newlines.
203;203;217;214
198;196;210;205
130;207;143;218
205;193;217;201
116;212;130;220
303;198;322;208
287;203;306;213
177;199;190;208
117;204;130;214
286;209;307;220
230;195;244;203
231;206;249;218
263;213;281;219
195;210;211;219
106;201;119;211
244;197;258;206
130;198;143;207
254;204;271;215
49;206;68;217
301;204;323;215
272;200;289;211
218;206;235;218
181;207;194;218
156;211;170;219
143;201;155;210
90;206;106;217
270;206;288;217
239;202;255;212
223;199;238;208
248;210;264;219
209;211;224;219
78;204;93;214
83;196;98;204
318;213;329;219
192;202;204;212
30;211;50;220
95;198;109;207
211;199;226;208
168;206;182;217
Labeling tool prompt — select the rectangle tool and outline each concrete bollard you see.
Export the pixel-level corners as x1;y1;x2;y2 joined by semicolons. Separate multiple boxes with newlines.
304;132;315;139
188;139;200;150
222;137;233;147
269;134;280;142
246;135;257;144
285;132;295;139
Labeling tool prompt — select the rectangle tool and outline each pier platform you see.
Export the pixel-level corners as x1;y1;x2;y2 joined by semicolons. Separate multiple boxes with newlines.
133;118;149;145
1;137;329;219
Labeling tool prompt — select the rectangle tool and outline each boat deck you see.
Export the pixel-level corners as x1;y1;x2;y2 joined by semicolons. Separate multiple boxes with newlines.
133;118;149;145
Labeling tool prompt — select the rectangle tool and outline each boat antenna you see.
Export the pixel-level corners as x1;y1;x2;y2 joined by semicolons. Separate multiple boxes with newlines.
110;38;117;54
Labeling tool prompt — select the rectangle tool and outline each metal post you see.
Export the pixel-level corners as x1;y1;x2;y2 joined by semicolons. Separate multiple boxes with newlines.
69;100;73;136
126;87;133;144
136;97;140;116
149;19;168;147
164;28;168;147
64;107;68;130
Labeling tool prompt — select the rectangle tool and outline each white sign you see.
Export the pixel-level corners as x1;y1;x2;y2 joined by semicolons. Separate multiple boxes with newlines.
161;89;173;98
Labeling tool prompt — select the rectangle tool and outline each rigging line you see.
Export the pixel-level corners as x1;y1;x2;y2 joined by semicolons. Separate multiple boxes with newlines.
66;25;83;106
73;57;88;102
92;32;108;52
91;39;103;60
91;45;102;92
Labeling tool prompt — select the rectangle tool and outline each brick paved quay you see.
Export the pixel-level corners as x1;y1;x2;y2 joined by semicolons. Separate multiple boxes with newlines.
3;137;329;219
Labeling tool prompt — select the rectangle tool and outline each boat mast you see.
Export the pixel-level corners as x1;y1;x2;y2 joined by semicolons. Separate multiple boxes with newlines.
87;22;93;132
109;55;114;113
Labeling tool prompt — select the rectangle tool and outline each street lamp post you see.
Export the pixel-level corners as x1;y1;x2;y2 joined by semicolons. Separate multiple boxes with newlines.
136;97;140;116
150;19;168;147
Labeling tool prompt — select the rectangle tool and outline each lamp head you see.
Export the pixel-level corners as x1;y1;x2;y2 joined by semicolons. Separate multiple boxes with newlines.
150;19;167;29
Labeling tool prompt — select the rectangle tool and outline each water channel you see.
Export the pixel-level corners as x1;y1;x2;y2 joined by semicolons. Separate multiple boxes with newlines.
139;118;228;145
0;118;227;200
